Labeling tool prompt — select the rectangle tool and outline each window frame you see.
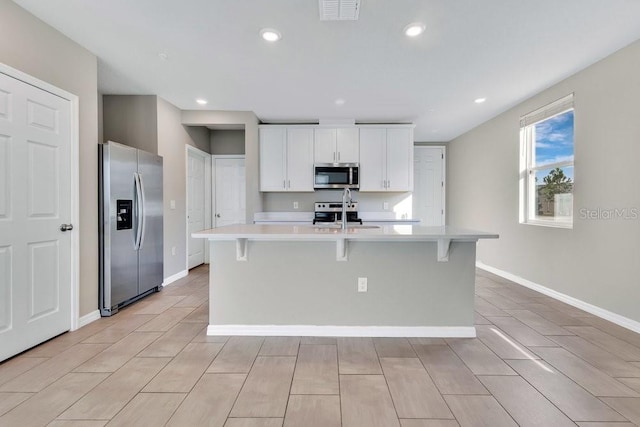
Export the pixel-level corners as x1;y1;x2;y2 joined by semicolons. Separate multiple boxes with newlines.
519;95;575;229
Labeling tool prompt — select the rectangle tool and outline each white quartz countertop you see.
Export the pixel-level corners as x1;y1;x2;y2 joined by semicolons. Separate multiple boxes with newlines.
192;224;498;242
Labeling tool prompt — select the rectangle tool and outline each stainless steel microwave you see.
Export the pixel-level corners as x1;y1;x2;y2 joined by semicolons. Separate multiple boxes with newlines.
314;163;359;189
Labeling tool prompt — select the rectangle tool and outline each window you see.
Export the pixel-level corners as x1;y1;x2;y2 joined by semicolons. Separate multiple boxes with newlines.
519;94;574;227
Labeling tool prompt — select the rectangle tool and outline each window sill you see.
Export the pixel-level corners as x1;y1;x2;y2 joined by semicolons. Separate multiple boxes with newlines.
520;219;573;229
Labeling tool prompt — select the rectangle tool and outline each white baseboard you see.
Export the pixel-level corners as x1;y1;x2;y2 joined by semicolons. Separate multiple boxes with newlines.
78;310;101;328
162;269;188;287
476;261;640;334
207;324;476;338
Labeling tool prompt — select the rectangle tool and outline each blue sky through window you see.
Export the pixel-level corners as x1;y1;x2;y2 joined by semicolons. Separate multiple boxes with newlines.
534;109;574;180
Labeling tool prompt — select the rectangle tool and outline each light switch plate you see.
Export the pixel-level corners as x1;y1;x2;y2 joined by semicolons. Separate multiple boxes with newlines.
358;277;367;292
170;200;176;209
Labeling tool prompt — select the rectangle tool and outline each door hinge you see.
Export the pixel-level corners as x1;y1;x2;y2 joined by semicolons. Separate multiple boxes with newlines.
441;153;444;159
441;181;444;187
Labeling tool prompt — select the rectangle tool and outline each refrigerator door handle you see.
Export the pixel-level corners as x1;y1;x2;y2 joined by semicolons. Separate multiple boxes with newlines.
138;173;147;250
134;172;143;250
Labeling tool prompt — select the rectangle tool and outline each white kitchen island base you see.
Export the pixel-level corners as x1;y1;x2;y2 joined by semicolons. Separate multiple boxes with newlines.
195;225;498;338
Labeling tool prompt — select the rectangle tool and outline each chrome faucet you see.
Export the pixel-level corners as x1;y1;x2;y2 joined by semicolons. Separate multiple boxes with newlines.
341;188;352;231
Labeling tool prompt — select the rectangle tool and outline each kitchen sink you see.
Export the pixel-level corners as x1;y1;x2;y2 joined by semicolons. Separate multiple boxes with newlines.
312;224;380;230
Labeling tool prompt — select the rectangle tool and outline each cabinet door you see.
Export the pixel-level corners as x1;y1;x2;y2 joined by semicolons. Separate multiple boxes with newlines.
359;128;386;191
386;128;413;191
286;128;314;192
259;127;287;191
336;128;359;163
314;128;336;163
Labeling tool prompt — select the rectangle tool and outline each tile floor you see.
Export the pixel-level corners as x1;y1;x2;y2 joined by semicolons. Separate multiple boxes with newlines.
1;266;640;426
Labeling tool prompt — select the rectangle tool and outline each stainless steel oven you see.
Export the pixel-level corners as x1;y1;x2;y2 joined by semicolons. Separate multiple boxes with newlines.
313;202;362;224
314;163;359;189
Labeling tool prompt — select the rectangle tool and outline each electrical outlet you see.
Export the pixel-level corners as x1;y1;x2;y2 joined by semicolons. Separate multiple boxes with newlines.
383;202;389;210
171;246;176;256
358;277;368;292
293;201;299;209
170;200;176;209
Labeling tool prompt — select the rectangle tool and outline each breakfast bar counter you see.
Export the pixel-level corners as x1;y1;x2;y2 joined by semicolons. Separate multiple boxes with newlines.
193;224;498;337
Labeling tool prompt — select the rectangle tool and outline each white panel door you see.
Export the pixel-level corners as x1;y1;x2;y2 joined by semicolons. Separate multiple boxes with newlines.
214;157;246;227
0;72;72;362
386;127;413;191
187;149;206;269
413;146;444;226
359;128;386;191
286;128;314;192
259;127;286;191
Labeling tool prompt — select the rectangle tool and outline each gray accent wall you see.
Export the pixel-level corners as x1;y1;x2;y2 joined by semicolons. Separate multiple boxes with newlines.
103;95;158;153
447;39;640;323
210;129;245;155
0;1;99;317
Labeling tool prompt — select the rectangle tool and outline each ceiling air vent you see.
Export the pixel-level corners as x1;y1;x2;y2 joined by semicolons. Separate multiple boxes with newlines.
319;0;361;21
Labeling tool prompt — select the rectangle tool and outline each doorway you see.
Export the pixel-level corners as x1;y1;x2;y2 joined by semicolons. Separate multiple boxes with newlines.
413;146;445;226
0;65;79;362
186;145;211;269
213;156;246;227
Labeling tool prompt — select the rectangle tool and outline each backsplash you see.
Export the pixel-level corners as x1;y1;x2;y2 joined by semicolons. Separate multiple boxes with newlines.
262;191;415;218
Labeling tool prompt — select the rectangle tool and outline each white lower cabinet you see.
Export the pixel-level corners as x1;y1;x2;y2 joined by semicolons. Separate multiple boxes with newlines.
359;127;413;192
260;127;314;192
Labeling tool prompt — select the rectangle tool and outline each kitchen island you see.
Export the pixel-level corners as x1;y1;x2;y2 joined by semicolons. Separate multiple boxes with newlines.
193;224;498;337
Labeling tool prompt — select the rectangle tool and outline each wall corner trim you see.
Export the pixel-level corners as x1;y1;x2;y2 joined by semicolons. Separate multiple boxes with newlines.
77;310;101;329
476;261;640;334
163;269;188;287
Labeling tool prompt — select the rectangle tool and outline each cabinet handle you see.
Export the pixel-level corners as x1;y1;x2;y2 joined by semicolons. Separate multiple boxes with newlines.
283;180;286;189
288;180;291;189
338;152;340;161
333;152;336;161
387;180;390;189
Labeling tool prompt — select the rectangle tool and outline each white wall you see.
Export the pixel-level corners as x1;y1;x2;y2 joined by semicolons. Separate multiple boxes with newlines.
448;39;640;323
0;0;99;317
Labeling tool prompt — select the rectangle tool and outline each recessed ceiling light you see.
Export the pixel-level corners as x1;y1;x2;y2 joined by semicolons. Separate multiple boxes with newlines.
474;98;486;104
158;52;168;61
196;99;208;105
335;98;346;106
404;23;425;37
260;28;282;42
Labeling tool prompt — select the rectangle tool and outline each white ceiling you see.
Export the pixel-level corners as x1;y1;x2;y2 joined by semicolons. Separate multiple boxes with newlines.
13;0;640;141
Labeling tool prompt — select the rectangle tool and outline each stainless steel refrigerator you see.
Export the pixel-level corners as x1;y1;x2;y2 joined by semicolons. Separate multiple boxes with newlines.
99;141;164;316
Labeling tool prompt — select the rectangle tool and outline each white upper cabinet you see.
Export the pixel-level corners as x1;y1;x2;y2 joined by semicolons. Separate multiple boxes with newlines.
314;127;359;163
260;127;314;192
386;128;413;191
359;128;387;191
261;125;411;192
259;127;287;191
286;128;314;191
359;127;413;192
